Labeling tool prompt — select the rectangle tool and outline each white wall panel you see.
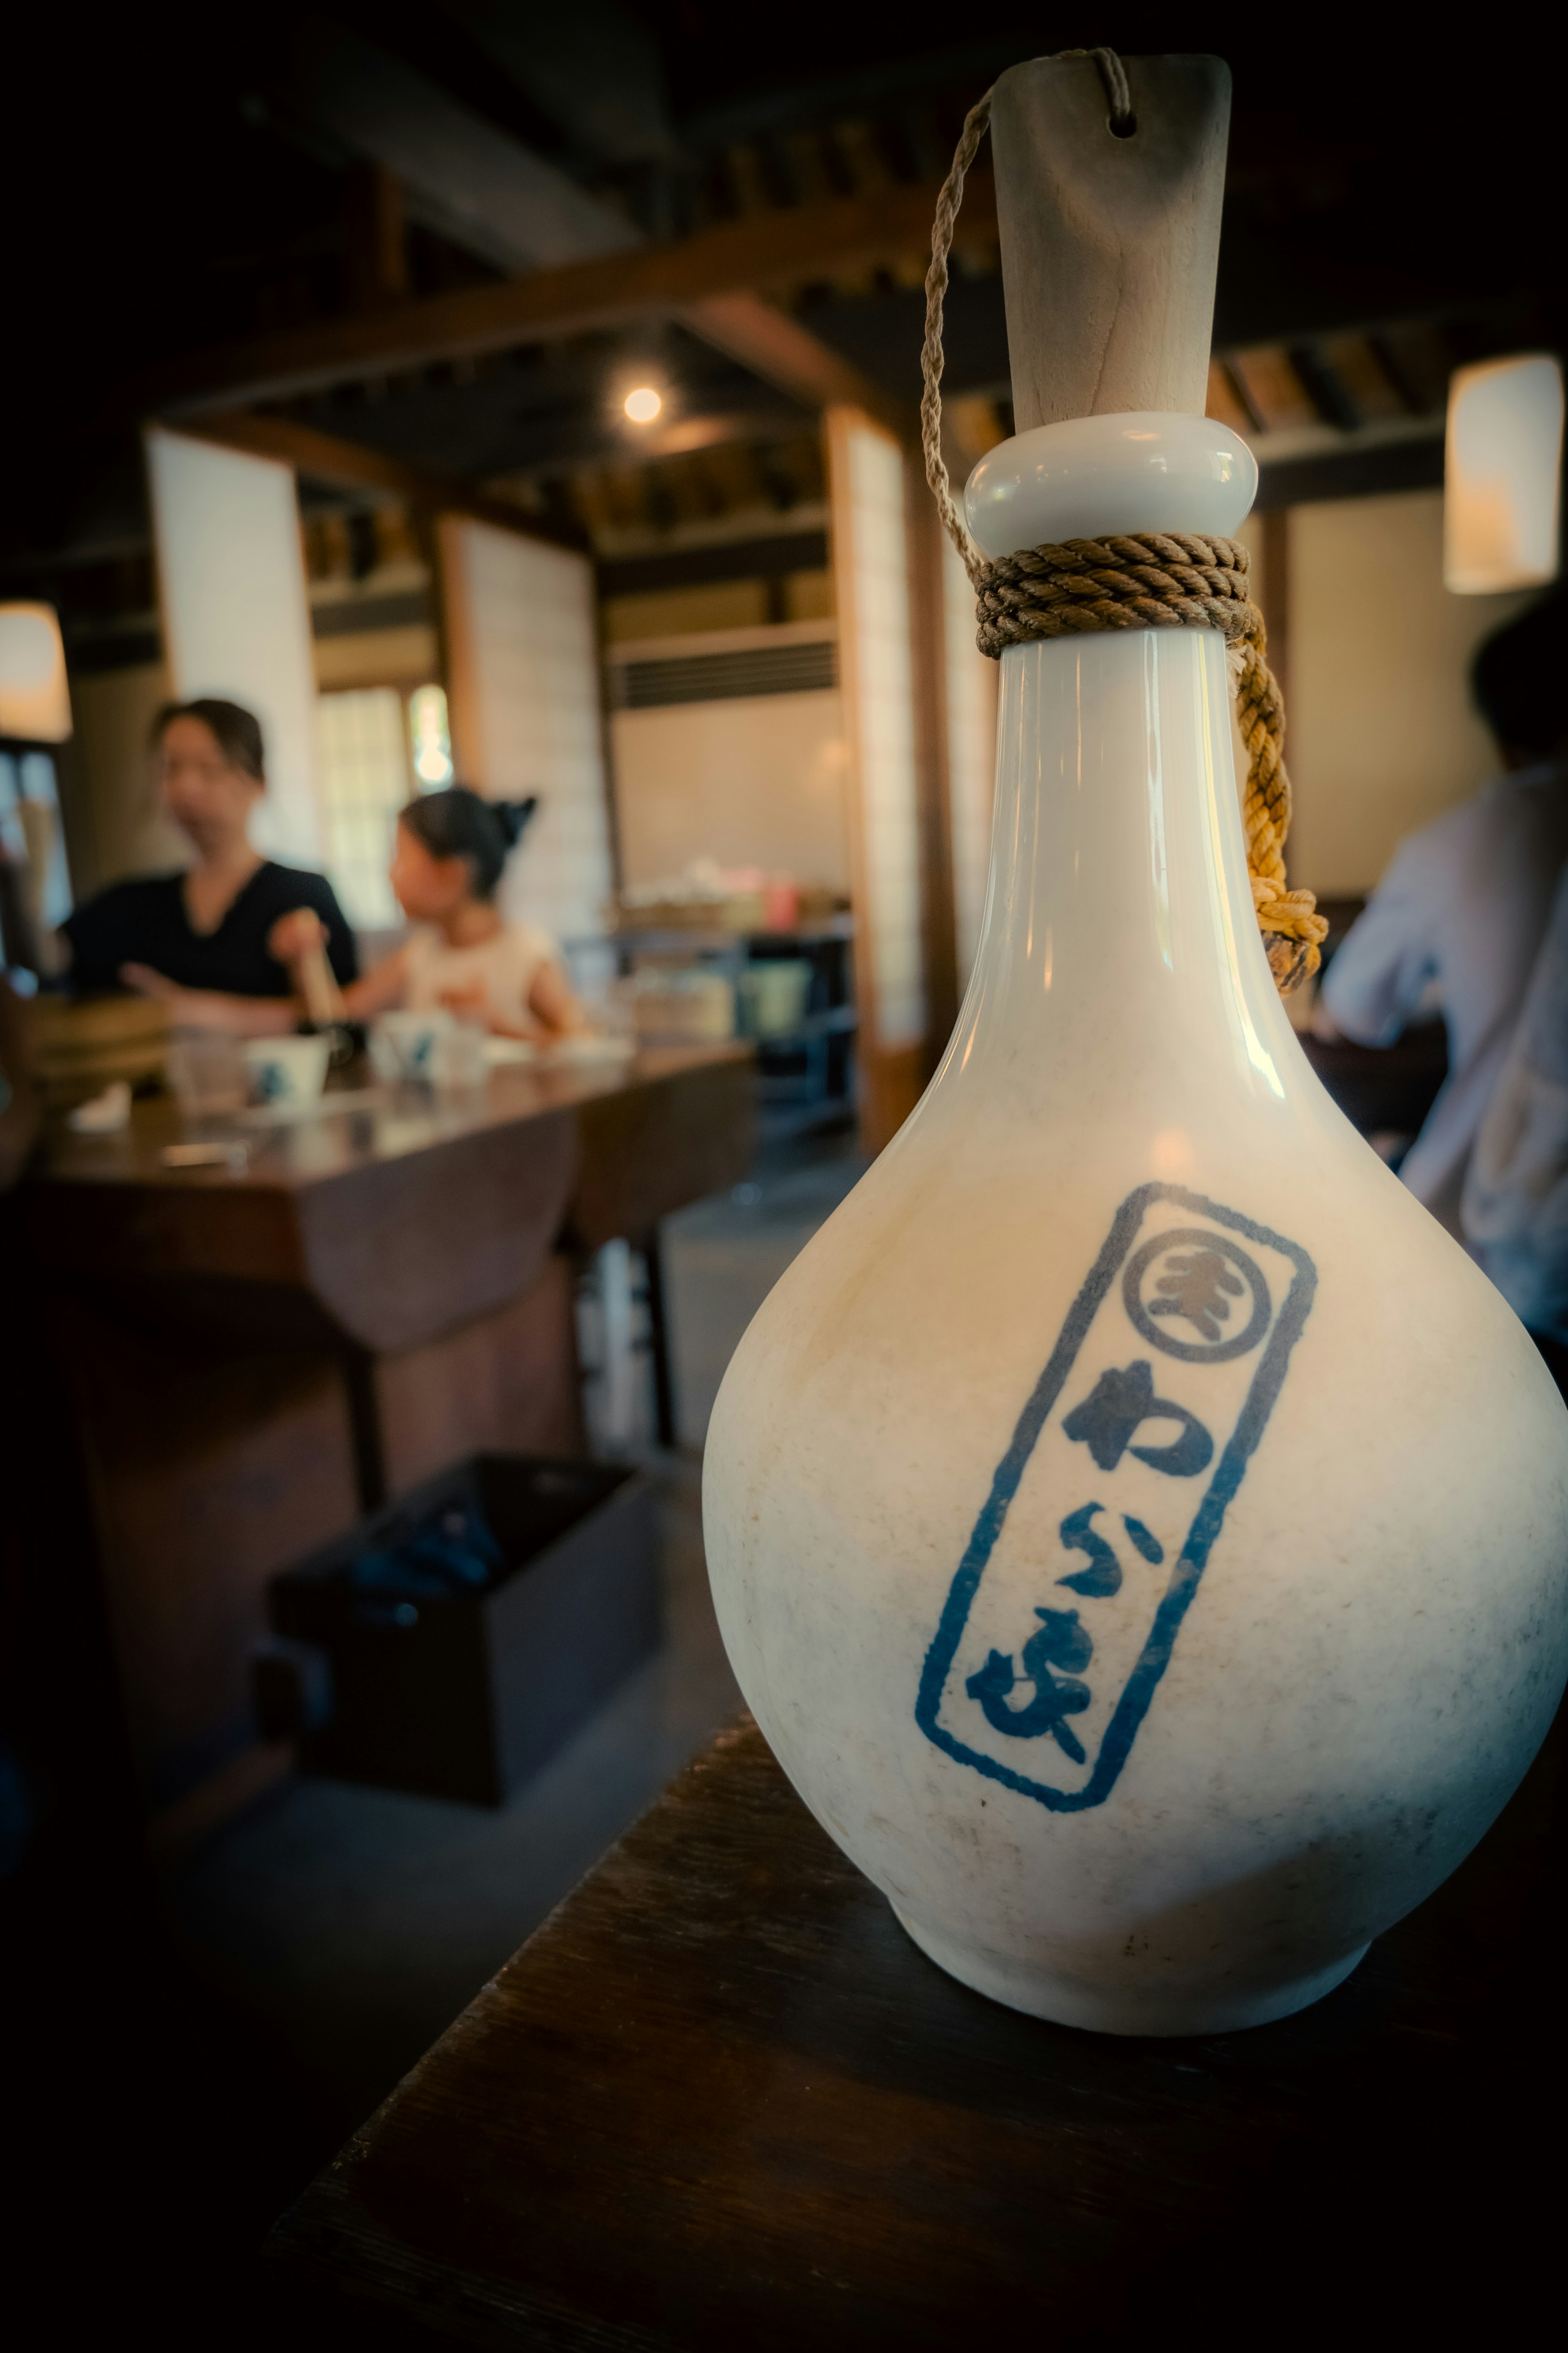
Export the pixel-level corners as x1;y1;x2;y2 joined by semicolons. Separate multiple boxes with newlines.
1285;490;1535;896
611;689;850;889
440;518;612;945
146;428;323;866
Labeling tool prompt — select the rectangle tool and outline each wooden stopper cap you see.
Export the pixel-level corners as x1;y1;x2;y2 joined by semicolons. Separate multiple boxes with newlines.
990;54;1232;431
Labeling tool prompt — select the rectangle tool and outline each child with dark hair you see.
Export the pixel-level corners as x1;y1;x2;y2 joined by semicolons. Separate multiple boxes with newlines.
272;786;582;1041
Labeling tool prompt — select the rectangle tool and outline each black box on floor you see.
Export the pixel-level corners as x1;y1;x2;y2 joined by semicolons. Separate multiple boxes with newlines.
266;1456;659;1806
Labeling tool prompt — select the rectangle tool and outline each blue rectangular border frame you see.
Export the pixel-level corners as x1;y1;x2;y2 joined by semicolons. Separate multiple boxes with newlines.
913;1183;1318;1813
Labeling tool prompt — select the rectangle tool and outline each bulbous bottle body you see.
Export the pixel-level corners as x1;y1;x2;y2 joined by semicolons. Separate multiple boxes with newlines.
703;622;1568;2035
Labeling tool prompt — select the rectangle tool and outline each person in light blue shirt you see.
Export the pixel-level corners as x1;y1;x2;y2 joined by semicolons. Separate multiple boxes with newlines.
1316;592;1568;1235
1463;858;1568;1351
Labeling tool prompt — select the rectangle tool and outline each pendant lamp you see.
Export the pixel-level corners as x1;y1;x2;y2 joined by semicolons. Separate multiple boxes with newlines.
0;604;72;744
1444;354;1564;595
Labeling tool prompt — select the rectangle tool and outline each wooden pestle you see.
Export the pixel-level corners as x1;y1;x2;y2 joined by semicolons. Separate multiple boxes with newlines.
290;914;347;1029
988;53;1231;431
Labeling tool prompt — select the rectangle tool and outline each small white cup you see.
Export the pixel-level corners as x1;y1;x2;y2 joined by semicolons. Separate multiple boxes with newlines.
370;1008;455;1083
431;1021;489;1090
244;1034;331;1109
168;1030;248;1119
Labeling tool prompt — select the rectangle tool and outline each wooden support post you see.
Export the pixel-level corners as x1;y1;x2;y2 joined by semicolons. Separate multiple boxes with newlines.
826;406;930;1156
905;471;960;1065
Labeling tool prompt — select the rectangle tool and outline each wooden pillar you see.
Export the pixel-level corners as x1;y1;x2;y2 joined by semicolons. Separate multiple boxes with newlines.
825;406;930;1155
906;468;960;1067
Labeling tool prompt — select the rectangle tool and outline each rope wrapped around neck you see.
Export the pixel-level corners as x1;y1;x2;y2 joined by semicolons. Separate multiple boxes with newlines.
922;66;1328;995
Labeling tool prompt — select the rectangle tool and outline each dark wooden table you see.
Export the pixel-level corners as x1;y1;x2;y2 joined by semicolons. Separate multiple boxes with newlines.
267;1708;1567;2342
29;1041;756;1285
28;1042;754;1488
17;1045;753;1838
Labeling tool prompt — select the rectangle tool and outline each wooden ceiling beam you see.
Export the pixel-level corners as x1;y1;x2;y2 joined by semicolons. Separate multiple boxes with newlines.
679;294;913;440
494;404;816;481
132;169;993;423
176;412;586;548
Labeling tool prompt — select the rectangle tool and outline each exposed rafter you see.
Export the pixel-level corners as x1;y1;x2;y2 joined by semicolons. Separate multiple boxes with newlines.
679;294;912;437
286;19;641;275
127;172;993;424
175;411;586;548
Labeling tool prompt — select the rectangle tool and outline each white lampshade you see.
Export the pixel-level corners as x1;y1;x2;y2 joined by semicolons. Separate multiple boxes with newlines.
0;602;73;742
1444;354;1564;595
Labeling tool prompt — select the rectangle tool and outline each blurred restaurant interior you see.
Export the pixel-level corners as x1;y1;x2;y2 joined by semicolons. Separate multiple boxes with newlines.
2;7;1565;2341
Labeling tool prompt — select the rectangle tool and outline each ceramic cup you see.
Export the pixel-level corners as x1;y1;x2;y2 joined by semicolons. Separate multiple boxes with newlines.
370;1008;456;1083
168;1029;248;1120
244;1033;331;1109
430;1021;489;1090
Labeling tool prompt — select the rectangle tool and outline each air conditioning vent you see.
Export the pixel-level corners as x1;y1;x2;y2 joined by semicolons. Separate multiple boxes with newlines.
610;638;838;710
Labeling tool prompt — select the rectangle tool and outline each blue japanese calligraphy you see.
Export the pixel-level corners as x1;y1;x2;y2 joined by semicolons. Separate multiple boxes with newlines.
1062;1361;1214;1477
967;1607;1093;1756
915;1185;1316;1813
1056;1502;1121;1595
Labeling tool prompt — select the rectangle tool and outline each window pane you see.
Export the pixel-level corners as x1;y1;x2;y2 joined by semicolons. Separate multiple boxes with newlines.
314;688;408;930
409;683;453;790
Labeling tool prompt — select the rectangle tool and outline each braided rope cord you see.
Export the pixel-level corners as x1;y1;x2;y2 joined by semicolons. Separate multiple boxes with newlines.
919;55;1327;994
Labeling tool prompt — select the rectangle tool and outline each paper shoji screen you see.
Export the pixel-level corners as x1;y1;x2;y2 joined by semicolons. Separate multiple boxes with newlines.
145;428;323;867
438;517;613;951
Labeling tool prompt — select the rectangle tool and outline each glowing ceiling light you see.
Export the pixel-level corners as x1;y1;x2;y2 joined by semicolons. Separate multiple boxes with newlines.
624;386;662;424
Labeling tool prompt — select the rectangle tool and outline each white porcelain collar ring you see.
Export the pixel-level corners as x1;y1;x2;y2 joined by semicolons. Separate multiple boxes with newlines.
964;412;1258;561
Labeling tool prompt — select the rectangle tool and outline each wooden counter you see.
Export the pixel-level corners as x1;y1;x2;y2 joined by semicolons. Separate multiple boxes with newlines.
30;1044;754;1310
267;1705;1568;2343
19;1045;753;1834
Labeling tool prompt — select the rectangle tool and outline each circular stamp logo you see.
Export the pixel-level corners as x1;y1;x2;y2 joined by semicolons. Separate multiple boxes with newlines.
1122;1227;1272;1363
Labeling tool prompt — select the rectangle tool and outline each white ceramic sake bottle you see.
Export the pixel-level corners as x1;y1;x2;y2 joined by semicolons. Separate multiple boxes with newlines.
703;53;1568;2034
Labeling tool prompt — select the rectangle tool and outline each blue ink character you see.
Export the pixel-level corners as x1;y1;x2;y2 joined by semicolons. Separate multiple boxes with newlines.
1053;1502;1166;1594
1056;1501;1120;1595
1121;1514;1164;1563
1061;1360;1213;1477
1149;1247;1243;1343
966;1607;1094;1760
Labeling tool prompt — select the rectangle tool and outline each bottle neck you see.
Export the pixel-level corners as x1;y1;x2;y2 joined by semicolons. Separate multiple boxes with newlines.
934;629;1301;1127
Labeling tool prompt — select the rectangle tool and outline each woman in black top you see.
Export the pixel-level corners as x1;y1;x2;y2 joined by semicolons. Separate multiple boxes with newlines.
59;698;357;1034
